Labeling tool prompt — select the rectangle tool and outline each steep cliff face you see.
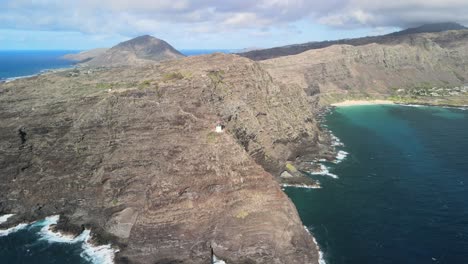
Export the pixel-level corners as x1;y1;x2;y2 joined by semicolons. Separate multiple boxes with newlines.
261;31;468;105
0;54;321;263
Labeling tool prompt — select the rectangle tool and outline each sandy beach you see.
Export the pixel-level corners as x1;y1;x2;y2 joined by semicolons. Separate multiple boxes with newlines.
331;100;395;107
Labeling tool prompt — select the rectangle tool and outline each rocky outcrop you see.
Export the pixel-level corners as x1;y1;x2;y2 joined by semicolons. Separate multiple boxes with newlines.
0;54;322;263
81;35;185;67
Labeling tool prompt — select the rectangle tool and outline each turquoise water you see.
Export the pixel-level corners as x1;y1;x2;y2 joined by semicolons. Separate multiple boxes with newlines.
286;105;468;264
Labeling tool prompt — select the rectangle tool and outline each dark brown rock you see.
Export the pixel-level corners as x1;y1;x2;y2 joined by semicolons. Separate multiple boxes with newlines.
0;54;322;263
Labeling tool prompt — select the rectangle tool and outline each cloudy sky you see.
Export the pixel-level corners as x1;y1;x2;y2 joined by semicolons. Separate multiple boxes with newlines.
1;0;467;50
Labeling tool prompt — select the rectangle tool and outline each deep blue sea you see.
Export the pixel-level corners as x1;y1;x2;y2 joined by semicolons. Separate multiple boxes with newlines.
286;105;468;264
0;50;77;80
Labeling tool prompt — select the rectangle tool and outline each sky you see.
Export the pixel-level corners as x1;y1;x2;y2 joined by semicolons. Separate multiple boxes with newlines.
0;0;467;50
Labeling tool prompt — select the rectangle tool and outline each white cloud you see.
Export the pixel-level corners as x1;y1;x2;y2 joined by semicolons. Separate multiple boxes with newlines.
318;0;468;28
0;0;467;41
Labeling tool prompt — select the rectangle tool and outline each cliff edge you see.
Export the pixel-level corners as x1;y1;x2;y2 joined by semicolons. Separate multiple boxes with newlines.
0;54;322;263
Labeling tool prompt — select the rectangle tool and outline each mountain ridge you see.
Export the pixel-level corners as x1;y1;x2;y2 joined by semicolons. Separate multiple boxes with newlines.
239;22;468;60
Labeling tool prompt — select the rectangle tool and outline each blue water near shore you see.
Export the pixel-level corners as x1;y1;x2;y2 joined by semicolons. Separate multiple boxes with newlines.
0;50;76;80
285;105;468;264
0;215;115;264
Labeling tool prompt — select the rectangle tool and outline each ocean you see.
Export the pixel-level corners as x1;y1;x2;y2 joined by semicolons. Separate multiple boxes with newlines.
285;105;468;264
0;50;76;81
0;215;115;264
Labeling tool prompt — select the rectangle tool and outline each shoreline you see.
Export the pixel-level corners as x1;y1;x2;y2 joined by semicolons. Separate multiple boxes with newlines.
0;214;117;263
329;99;467;109
0;67;74;84
330;100;395;107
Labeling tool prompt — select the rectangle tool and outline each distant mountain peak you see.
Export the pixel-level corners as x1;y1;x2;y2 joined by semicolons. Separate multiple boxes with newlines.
82;35;184;66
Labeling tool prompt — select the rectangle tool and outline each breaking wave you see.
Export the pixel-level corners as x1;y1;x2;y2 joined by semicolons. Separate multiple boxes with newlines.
304;226;326;264
310;164;338;179
0;214;117;264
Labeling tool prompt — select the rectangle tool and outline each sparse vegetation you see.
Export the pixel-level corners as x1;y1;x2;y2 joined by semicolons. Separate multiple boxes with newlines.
138;79;156;90
206;132;218;143
208;70;225;89
163;72;184;81
286;163;298;173
235;210;249;219
96;83;114;89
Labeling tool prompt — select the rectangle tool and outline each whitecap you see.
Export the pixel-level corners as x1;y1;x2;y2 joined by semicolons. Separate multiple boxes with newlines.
334;150;349;163
0;223;28;237
304;226;326;264
310;164;338;179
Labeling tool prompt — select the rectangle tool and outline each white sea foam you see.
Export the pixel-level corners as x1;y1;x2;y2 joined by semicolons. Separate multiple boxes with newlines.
335;150;349;163
0;214;14;224
213;255;227;264
331;134;344;147
304;226;326;264
35;215;117;264
400;104;425;108
81;238;117;264
281;183;321;189
0;223;28;237
310;164;338;179
0;215;116;264
312;237;326;264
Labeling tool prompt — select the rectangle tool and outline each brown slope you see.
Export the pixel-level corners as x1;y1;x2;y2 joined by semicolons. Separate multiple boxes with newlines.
261;30;468;106
0;54;322;264
239;23;468;61
62;48;109;63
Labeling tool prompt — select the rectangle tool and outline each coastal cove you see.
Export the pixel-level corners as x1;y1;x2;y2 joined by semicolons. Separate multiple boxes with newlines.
285;104;468;264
